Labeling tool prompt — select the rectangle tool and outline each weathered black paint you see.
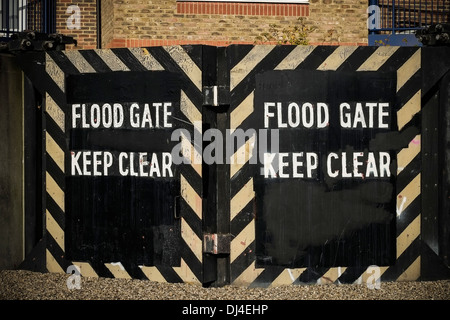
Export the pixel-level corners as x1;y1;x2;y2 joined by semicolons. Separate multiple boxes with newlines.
0;54;24;269
66;177;180;265
252;70;398;268
66;71;181;104
23;75;44;258
420;47;450;278
65;70;185;267
202;46;231;286
8;45;450;284
439;71;450;269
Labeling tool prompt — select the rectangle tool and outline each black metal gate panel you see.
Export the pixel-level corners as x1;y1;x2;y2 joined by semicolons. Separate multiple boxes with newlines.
14;44;450;287
227;45;424;286
43;46;204;283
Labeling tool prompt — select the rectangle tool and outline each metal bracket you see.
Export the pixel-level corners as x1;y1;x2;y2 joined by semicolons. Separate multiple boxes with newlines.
203;85;230;107
203;233;232;254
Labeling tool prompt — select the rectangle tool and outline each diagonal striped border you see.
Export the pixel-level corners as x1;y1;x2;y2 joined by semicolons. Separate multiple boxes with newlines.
44;46;204;284
228;45;422;286
41;44;425;287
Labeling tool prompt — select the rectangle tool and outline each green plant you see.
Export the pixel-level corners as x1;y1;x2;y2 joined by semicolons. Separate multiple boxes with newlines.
255;18;314;45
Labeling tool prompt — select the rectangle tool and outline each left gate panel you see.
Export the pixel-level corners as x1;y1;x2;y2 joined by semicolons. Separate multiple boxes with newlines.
43;47;204;284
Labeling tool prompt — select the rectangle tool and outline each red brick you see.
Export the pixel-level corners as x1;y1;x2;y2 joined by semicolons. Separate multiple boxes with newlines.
62;0;367;49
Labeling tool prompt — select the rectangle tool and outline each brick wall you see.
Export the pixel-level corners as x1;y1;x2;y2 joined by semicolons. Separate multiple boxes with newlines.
309;0;368;45
54;0;369;48
56;0;98;49
104;0;369;48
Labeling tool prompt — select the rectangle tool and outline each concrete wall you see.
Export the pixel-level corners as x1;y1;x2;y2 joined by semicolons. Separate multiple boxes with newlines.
0;54;24;269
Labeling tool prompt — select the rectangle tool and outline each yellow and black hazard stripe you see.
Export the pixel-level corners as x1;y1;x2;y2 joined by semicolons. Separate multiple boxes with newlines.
44;46;203;283
228;45;422;286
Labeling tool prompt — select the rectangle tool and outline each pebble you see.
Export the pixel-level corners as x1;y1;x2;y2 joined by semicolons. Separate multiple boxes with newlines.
0;270;449;300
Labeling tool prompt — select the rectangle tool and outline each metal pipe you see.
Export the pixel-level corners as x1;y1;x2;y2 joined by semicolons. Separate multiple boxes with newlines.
97;0;101;49
419;0;422;28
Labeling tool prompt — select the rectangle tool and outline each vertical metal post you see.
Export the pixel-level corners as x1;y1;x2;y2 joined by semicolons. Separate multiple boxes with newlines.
408;0;411;30
430;0;432;25
419;0;422;27
392;0;396;33
22;0;25;31
38;0;56;34
32;0;36;31
439;0;441;24
37;0;39;31
403;0;406;30
12;0;15;33
52;0;56;33
34;0;37;31
201;46;231;287
214;47;231;287
42;0;46;33
97;0;102;49
5;0;10;37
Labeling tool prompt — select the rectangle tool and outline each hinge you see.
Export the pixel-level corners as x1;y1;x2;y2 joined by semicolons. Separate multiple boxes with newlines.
203;233;232;254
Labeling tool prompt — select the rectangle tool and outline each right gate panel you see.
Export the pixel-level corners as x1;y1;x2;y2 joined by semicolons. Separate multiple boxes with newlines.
227;45;424;287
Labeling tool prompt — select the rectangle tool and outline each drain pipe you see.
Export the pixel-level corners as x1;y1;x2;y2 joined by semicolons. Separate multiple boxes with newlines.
97;0;102;49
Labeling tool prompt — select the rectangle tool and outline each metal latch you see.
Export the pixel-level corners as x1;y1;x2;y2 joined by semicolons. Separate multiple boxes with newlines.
203;233;232;254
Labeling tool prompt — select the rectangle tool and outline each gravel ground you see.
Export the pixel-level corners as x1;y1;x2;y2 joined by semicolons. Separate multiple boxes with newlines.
0;270;449;300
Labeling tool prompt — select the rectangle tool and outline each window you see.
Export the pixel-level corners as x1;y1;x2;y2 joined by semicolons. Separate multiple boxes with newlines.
0;0;27;38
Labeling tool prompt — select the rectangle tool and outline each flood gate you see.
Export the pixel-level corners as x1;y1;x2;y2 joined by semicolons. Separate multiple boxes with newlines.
13;44;450;286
